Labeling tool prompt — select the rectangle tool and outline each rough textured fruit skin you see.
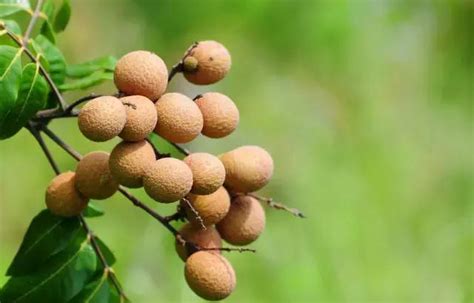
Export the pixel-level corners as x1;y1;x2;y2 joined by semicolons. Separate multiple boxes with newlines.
78;96;126;142
109;141;156;188
175;223;222;261
154;93;203;143
119;95;157;142
75;151;118;199
184;187;230;227
183;41;231;85
195;93;239;138
143;158;193;203
220;145;274;192
114;50;168;101
45;172;89;217
217;195;265;246
184;251;236;301
184;153;225;195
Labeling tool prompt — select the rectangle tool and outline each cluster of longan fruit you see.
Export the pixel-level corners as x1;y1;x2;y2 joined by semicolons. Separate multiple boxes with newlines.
44;41;274;301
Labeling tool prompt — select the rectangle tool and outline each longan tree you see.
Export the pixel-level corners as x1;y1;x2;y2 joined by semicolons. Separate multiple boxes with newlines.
0;1;304;302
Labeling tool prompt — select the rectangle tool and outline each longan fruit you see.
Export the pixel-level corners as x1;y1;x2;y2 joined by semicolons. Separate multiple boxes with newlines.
220;145;274;192
217;195;265;246
184;251;236;301
154;93;203;143
175;223;222;261
78;96;126;142
143;158;193;203
45;172;89;217
109;141;156;188
114;50;168;101
195;93;239;138
119;95;157;142
184;153;225;195
183;41;231;85
75;151;118;200
183;187;230;227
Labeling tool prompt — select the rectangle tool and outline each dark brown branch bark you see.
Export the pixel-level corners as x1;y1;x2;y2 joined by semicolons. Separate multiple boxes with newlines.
26;122;60;175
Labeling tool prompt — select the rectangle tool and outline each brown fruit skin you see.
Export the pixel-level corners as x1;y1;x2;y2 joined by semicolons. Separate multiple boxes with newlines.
184;251;236;301
175;223;222;261
184;187;230;227
183;41;231;85
78;96;126;142
154;93;203;143
114;50;168;101
217;195;265;246
220;145;274;193
143;158;193;203
195;93;239;138
184;153;225;195
119;95;157;142
109;141;156;188
45;172;89;217
75;151;118;200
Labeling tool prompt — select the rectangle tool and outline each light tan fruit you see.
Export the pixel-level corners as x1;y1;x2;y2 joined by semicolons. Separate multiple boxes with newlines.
154;93;203;143
217;195;265;246
183;41;231;85
175;223;222;261
75;151;118;199
109;141;156;188
78;96;126;142
220;145;274;192
114;50;168;101
184;153;225;195
45;172;89;217
143;158;193;203
184;187;230;226
184;251;236;301
195;93;239;138
119;95;157;142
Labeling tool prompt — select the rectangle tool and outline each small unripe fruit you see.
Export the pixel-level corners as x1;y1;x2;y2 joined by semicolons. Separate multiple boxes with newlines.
78;96;126;142
195;93;239;138
143;158;193;203
45;172;89;217
184;153;225;195
184;187;230;227
175;223;222;261
114;50;168;101
183;41;231;85
184;251;236;301
75;151;118;199
220;145;274;192
154;93;203;143
217;195;265;246
109;141;156;188
119;95;157;142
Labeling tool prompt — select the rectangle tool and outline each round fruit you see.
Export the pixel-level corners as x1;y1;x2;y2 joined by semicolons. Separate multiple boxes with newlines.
217;195;265;246
45;172;89;217
75;151;118;199
184;153;225;195
154;93;203;143
184;251;236;301
143;158;193;203
184;187;230;227
195;92;239;138
183;41;231;85
119;95;157;142
114;50;168;101
175;223;222;261
220;145;274;193
109;141;156;188
78;96;126;142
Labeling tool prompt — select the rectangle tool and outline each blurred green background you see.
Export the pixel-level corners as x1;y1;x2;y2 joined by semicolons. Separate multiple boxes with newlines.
1;0;473;302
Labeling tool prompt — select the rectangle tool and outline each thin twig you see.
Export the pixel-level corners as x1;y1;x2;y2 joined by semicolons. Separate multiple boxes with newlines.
26;122;61;175
168;41;198;82
201;247;257;253
181;197;206;230
41;126;82;160
246;193;306;218
23;0;43;45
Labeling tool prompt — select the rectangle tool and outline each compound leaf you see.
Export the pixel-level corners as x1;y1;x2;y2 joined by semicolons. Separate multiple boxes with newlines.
66;56;116;78
0;0;30;18
83;203;105;218
53;0;70;32
0;45;22;130
59;70;113;91
31;34;66;85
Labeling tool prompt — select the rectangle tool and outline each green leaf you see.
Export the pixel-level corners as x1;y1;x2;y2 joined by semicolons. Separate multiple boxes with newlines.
0;0;30;17
83;203;104;218
6;209;81;276
31;35;66;85
68;273;116;303
39;0;55;43
95;237;116;266
0;45;22;127
0;19;21;35
59;70;113;91
66;56;117;78
53;0;70;32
